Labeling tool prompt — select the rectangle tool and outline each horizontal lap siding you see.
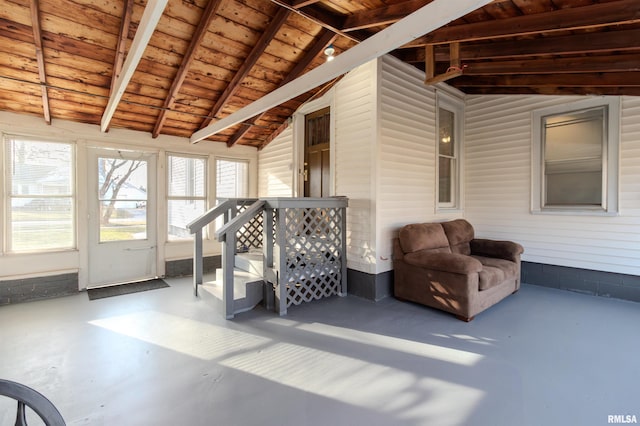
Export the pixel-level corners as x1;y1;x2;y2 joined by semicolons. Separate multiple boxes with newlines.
465;95;640;275
377;56;439;273
258;126;294;197
335;62;376;274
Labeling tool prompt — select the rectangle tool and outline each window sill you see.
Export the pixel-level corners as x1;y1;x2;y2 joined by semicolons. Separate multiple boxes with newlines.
531;208;618;217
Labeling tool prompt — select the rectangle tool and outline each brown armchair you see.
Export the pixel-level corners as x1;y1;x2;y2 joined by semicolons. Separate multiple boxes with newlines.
393;219;524;321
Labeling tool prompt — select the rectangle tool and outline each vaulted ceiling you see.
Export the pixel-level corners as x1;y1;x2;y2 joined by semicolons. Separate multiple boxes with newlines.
1;0;639;148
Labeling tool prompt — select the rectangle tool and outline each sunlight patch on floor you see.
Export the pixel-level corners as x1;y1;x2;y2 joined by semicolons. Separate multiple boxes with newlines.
220;339;484;424
265;318;484;366
89;311;270;360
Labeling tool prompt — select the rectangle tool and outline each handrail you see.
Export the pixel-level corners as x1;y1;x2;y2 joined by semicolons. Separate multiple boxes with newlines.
215;200;265;242
186;198;234;233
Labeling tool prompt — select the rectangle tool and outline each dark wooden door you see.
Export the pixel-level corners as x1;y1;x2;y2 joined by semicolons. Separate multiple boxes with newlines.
304;107;331;197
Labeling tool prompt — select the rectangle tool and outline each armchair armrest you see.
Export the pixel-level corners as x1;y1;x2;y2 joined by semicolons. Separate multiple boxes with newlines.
470;239;524;262
404;250;483;274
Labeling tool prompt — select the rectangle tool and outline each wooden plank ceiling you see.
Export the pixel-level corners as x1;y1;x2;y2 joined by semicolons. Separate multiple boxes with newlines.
1;0;639;148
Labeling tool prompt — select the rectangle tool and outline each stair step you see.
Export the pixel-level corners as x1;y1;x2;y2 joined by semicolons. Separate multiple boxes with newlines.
204;268;263;315
235;249;263;275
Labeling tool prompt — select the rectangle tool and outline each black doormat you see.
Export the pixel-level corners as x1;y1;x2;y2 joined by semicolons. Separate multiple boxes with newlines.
87;279;169;300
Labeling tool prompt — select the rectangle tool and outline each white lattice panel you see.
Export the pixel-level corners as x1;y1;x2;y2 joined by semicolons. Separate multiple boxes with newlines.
280;207;344;307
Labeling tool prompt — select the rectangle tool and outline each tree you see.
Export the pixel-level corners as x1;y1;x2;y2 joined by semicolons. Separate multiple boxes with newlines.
99;158;144;225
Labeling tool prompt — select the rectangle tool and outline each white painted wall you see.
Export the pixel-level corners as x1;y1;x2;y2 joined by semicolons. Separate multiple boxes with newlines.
334;60;378;274
258;126;295;197
465;95;640;276
376;56;465;273
0;111;258;287
260;55;640;279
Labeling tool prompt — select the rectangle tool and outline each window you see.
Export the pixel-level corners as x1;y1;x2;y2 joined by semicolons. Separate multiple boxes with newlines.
4;136;74;252
436;93;463;210
216;159;248;198
167;154;207;240
532;98;619;214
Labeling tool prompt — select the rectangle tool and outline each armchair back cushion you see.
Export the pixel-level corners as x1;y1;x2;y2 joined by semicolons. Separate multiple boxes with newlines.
441;219;474;255
398;223;451;254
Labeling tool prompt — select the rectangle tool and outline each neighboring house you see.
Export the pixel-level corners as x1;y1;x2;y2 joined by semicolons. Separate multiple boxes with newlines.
1;54;639;304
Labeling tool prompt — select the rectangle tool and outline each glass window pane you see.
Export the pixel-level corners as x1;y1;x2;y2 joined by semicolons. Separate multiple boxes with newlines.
6;137;74;251
98;158;147;242
10;198;73;251
168;155;206;197
439;108;455;157
168;199;206;239
167;154;207;240
99;200;147;242
216;159;248;198
8;139;72;195
439;157;453;204
543;107;604;206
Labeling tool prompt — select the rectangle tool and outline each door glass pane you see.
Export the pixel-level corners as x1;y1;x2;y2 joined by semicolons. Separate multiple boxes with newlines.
98;157;148;242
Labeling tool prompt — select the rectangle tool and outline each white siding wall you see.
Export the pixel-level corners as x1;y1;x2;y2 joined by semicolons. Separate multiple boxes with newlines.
258;126;294;197
465;95;640;276
334;61;378;274
376;56;463;273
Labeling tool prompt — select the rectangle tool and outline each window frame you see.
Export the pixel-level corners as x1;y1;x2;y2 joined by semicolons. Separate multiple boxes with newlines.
3;134;76;253
531;97;620;216
436;92;464;212
166;152;208;241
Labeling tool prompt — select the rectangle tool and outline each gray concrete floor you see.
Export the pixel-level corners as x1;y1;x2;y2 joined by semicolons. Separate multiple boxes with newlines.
1;278;639;426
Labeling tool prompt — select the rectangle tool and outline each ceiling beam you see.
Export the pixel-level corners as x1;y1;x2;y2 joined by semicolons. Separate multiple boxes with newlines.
227;29;337;147
461;54;640;75
399;28;640;62
191;0;493;143
152;0;222;138
29;0;50;124
408;0;640;46
198;7;291;130
100;0;168;133
461;86;640;96
452;72;640;88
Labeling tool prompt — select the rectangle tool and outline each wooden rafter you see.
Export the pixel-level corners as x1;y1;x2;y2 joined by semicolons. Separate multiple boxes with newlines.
409;0;640;46
291;0;322;8
270;0;357;42
152;0;222;138
29;0;50;124
191;0;494;143
399;28;640;62
453;72;640;88
342;0;432;32
227;29;337;147
101;0;168;133
460;54;640;76
198;7;291;130
110;0;133;95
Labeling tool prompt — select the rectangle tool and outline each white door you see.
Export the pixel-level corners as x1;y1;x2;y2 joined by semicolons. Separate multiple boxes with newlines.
88;148;157;287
